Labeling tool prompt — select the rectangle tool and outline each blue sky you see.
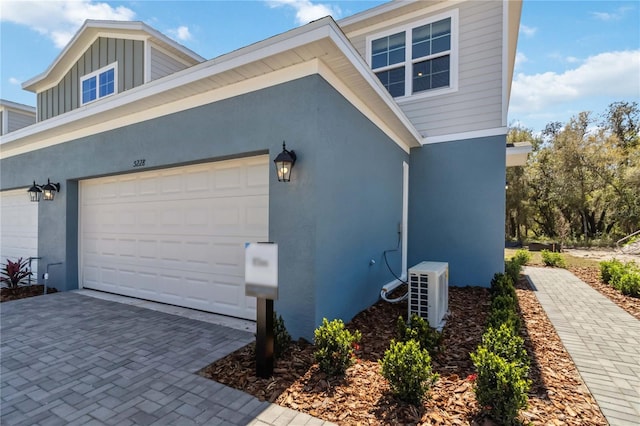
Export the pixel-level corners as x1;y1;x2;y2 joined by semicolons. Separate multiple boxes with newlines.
1;0;639;132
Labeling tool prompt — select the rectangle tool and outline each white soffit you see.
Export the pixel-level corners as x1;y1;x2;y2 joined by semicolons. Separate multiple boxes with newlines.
506;142;532;167
2;17;421;158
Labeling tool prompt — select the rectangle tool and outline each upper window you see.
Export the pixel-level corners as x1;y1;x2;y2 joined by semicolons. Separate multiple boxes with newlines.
80;64;117;105
368;11;457;99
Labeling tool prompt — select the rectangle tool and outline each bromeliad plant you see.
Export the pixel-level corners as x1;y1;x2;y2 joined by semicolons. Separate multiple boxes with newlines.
1;258;33;289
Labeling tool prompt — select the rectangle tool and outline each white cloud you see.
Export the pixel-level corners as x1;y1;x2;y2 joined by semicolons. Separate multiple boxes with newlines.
515;52;528;70
266;0;341;25
591;6;634;21
519;24;537;37
8;77;21;85
511;50;640;114
0;1;136;48
168;25;192;41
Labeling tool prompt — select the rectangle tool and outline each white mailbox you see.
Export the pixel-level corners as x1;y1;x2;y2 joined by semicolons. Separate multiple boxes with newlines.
245;242;278;299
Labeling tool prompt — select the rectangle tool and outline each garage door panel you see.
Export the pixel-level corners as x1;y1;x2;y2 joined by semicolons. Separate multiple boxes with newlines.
80;156;268;320
1;189;39;263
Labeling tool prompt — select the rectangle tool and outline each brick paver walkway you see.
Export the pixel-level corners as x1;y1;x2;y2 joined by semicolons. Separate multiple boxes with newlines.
0;292;335;425
524;266;640;426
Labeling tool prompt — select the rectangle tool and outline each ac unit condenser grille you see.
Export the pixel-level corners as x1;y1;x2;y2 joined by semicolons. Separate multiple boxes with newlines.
409;273;429;319
408;261;449;330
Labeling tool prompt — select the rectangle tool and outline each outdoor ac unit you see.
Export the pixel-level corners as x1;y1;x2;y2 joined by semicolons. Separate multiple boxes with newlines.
408;261;449;330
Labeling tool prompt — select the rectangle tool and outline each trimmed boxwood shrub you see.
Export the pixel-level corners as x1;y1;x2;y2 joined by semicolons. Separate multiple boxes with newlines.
600;259;640;297
380;339;438;405
618;271;640;297
600;259;624;284
491;273;517;300
512;249;532;267
470;347;531;426
314;318;361;377
540;250;566;268
480;323;529;371
396;314;442;354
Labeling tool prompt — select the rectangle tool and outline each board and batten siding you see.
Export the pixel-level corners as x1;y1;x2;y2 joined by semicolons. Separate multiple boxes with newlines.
37;37;144;121
345;1;504;139
150;45;191;81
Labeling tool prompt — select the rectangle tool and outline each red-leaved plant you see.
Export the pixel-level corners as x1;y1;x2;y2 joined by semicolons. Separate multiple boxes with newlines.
1;258;33;289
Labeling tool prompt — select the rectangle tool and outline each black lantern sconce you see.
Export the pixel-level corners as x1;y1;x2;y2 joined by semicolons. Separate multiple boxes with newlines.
273;141;296;182
27;181;42;202
27;179;61;202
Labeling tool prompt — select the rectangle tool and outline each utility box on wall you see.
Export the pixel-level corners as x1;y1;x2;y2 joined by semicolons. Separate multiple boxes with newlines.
408;261;449;330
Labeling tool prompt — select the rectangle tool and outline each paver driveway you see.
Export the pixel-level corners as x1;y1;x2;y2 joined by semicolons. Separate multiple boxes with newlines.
0;292;332;426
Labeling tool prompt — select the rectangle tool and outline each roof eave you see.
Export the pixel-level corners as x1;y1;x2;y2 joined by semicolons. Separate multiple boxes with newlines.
3;17;421;156
21;20;205;93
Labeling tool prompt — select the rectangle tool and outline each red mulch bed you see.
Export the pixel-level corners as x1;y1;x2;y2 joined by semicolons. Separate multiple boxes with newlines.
200;282;606;425
569;266;640;320
0;285;58;302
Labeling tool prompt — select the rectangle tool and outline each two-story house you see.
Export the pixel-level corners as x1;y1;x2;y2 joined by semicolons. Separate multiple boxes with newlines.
0;0;523;340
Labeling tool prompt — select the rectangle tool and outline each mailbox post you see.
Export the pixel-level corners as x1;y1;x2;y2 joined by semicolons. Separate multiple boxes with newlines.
245;242;278;378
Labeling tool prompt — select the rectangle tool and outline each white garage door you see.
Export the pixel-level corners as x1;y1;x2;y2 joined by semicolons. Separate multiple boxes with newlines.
0;188;38;265
79;156;269;320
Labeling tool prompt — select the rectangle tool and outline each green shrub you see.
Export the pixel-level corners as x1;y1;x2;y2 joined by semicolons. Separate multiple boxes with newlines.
504;259;521;285
0;258;33;289
470;347;531;425
618;271;640;297
540;250;566;268
491;273;516;299
486;306;521;331
396;314;442;353
314;318;361;376
380;339;438;405
480;324;529;370
491;293;517;313
512;249;532;267
600;259;624;284
273;312;291;358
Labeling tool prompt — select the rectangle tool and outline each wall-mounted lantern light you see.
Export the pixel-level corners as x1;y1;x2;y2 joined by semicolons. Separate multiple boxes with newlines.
28;181;42;202
42;179;61;201
273;141;296;182
27;179;61;202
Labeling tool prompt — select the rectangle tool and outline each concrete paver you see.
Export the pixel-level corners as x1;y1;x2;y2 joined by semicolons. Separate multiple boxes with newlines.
0;292;335;425
525;266;640;426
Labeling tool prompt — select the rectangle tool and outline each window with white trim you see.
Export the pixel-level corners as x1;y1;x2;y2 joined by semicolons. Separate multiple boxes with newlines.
80;63;117;105
368;11;457;99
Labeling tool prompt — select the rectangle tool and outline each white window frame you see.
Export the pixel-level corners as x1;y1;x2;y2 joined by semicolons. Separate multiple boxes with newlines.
80;63;118;106
366;9;459;102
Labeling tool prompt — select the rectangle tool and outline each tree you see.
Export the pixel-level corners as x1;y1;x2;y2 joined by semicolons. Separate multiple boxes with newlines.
506;101;640;243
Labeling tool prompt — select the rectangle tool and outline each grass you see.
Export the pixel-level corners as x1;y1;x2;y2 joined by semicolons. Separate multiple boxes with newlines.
504;248;600;269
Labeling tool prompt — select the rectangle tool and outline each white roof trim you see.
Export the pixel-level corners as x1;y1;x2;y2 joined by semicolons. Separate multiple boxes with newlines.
0;100;36;114
338;0;420;27
1;17;421;158
22;20;204;92
423;127;508;144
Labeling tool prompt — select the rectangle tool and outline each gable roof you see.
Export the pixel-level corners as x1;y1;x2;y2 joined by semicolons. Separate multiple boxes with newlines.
1;17;422;158
22;20;205;93
0;99;36;115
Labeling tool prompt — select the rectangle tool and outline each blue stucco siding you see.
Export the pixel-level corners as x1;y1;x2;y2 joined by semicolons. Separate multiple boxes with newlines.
312;86;409;329
0;74;407;340
408;135;506;287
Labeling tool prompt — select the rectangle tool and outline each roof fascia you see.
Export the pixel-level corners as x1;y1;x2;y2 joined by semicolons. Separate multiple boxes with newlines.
337;0;419;27
22;20;204;92
0;100;36;114
2;17;421;155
